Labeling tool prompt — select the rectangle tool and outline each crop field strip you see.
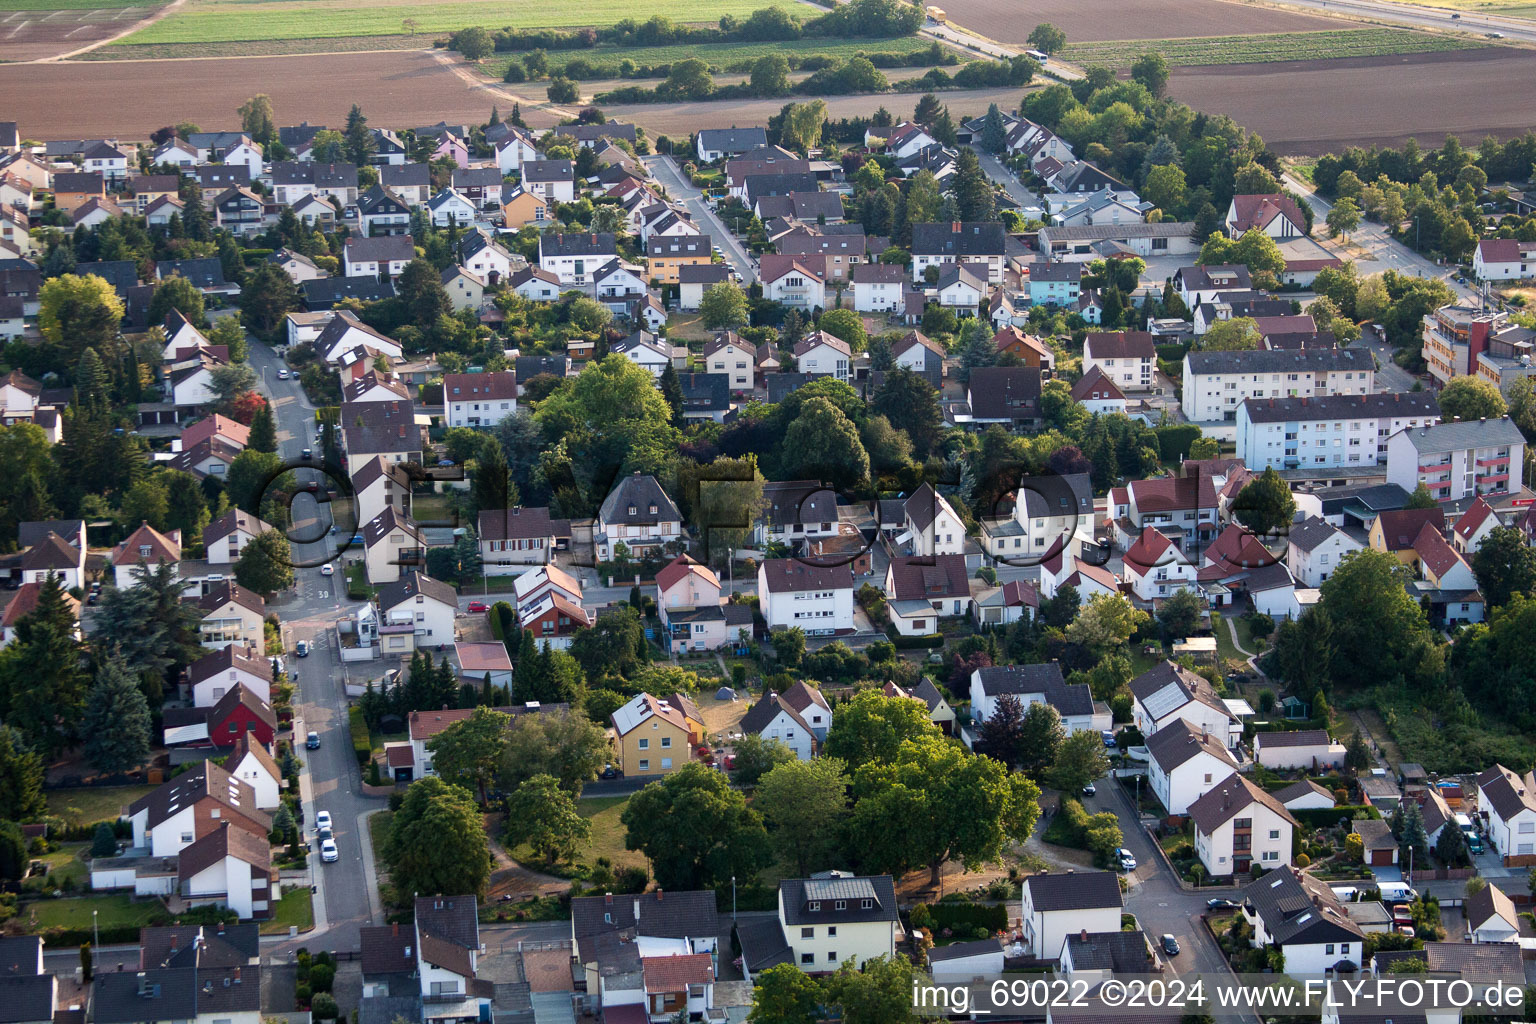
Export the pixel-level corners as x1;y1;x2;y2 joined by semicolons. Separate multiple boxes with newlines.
1063;27;1488;66
1364;0;1536;14
483;35;940;80
111;0;796;47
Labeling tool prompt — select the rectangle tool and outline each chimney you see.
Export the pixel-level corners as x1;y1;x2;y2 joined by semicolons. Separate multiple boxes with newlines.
1080;929;1088;941
604;892;613;905
634;898;641;921
951;220;961;233
656;889;663;901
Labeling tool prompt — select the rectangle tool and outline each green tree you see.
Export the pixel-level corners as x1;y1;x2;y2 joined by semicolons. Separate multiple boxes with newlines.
872;368;941;457
1471;525;1536;608
1049;729;1111;794
1202;316;1262;351
770;627;805;669
980;103;1008;154
1027;23;1066;53
682;455;765;570
39;274;124;366
1318;550;1436;690
755;757;849;876
1131;52;1170;97
822;689;937;771
0;821;25;881
344;104;376;165
570;605;646;682
730;734;795;788
454;25;494;61
1326;197;1362;239
503;773;590;865
238;263;302;338
234;529;294;596
661;59;713;101
237;93;277;145
225;449;288;516
547;77;579;104
499;709;609;795
149;274;206;328
817;308;867;351
396;258;453;331
1404;483;1439;509
749;963;822;1024
91;822;118;858
621;762;770;890
1232;467;1297;535
1398;799;1430;863
247;402;277;454
779;100;828;155
750;54;792;98
1438;375;1507;422
1198;228;1286;278
384;776;494;897
782;398;869;489
1157;588;1204;640
1346;728;1371;770
81;652;153;774
120;476;171;532
1143;164;1186;215
850;735;1040;885
950;148;995;222
1067;592;1149;652
825;955;921;1024
1017;701;1065;777
428;706;511;803
0;574;87;755
0;727;45;821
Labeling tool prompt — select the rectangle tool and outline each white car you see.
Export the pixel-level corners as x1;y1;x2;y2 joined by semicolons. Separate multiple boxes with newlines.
320;838;338;863
276;369;290;380
319;564;334;576
315;810;332;831
1116;847;1137;871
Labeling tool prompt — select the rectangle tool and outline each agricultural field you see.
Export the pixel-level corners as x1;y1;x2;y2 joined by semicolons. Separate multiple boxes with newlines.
933;0;1342;44
1169;46;1536;154
1369;0;1536;18
109;0;795;50
484;35;938;80
0;0;158;61
1064;27;1485;67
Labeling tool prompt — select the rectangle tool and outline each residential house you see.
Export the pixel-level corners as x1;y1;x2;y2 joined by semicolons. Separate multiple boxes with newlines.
773;875;899;974
893;481;965;557
852;263;905;312
191;581;266;651
1254;730;1347;770
1130;660;1241;743
794;330;852;381
677;264;731;313
51;171;105;214
356;184;412;236
992;326;1056;370
340;400;423;477
1237;392;1440;471
934;262;987;314
110;522;181;588
499;187;548;229
1027;262;1081;307
16;529;86;590
889;329;944;388
696;128;769;162
1083;331;1156;391
701;332;755;390
0;580;79;650
520;159;575;204
1122;526;1198;601
595;473;682;561
979;471;1095;567
1285;516;1362;587
222;732;281;811
478;506;568;574
737;681;830;760
344;371;411;405
962;366;1043;431
1182;347;1376;423
1463;883;1519;944
911;221;1005;284
611;693;698;777
756;558;855;634
646;234;713;285
678;372;731;423
343;234;414;278
187;644;273;708
458;228;521;284
591;259;647;310
519;589;593;651
1070;366;1127;414
126;761;271;858
454;642;513;692
1147;719;1239;816
654;556;752;654
1239;867;1364;975
352;456;414;527
268;248;326;284
443;372;517;428
509;266;562;303
271;161;358;207
539;233;617;286
373;573;458;656
1110;471;1220;549
968;663;1102;735
1018;871;1123;959
1472;238;1535;282
1190;775;1298;878
362;508;425;585
494;129;539;175
1225;194;1307;239
1275;779;1338;812
1474;764;1536;862
1174;264;1253;308
1386;418;1526;503
884;553;969;633
380;163;431;205
757;480;840;550
760;254;827;312
611;330;675;378
440;265;486;312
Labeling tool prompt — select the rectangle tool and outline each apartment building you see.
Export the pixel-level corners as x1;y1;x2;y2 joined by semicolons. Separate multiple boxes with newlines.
1386;417;1527;503
1182;348;1375;422
1235;392;1441;470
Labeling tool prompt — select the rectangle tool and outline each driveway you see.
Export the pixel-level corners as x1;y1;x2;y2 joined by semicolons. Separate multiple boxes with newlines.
646;155;757;284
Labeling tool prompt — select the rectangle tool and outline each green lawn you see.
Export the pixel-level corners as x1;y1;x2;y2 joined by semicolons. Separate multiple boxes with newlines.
260;888;315;934
1063;28;1487;68
26;892;165;931
27;845;89;890
487;34;935;79
115;0;795;46
576;796;646;871
368;811;392;891
45;786;154;827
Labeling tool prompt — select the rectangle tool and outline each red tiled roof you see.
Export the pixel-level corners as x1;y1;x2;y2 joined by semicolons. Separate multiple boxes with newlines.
1069;365;1125;403
1229;193;1305;234
886;553;969;601
1129;474;1215;515
655;555;718;595
1;580;79;629
1413;522;1465;581
111;522;181;566
642;953;713;991
1453;497;1498;540
1083;331;1155;360
1376;508;1445;551
1478;238;1522;263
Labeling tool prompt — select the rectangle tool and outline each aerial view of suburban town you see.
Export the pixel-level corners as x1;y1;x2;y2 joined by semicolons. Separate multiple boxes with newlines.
5;0;1536;1019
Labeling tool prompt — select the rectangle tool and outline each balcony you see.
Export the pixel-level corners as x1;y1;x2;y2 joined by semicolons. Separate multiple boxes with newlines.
1476;472;1509;485
1475;454;1510;468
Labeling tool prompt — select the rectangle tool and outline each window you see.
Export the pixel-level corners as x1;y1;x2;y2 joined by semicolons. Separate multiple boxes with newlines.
181;832;194;843
1341;944;1350;956
808;901;821;911
661;758;672;769
835;900;846;910
1326;945;1335;955
827;927;837;937
638;738;648;749
638;759;649;771
801;927;814;939
1269;830;1280;840
801;953;814;965
827;952;837;962
861;899;871;909
660;736;671;748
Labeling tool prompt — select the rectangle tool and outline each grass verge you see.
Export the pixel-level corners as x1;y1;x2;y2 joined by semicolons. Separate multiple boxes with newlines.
486;34;934;79
1063;28;1485;68
261;888;315;934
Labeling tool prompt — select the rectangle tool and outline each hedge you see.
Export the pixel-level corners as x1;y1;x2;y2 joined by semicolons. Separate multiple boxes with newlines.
1293;805;1380;829
349;705;371;766
887;630;945;649
1155;424;1203;462
926;901;1007;934
40;923;154;948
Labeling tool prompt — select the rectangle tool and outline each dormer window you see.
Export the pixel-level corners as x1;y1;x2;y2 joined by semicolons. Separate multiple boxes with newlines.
139;545;152;557
835;900;846;910
808;901;821;911
628;504;637;516
861;899;872;909
649;503;658;515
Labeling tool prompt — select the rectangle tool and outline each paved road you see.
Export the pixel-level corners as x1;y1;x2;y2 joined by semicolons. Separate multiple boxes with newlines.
646;155;757;284
1272;0;1536;43
973;146;1039;214
921;23;1084;81
250;339;388;954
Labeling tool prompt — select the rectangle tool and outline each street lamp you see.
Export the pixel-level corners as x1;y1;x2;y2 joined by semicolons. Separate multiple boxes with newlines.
92;909;98;971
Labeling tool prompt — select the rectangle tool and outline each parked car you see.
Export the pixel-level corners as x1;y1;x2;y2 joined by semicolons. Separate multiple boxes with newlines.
1206;898;1238;911
319;564;334;576
467;601;488;613
1161;934;1180;956
1392;905;1414;926
320;838;338;863
1116;848;1136;871
1100;730;1118;748
1081;783;1097;796
301;448;313;461
315;811;332;831
276;369;289;379
306;731;320;750
600;764;619;779
295;640;310;657
1466;833;1484;854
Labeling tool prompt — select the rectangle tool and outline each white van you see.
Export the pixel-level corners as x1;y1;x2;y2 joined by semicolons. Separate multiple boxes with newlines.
1330;886;1359;903
1376;881;1417;904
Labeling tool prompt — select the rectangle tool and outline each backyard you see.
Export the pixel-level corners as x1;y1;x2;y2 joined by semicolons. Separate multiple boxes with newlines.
26;892;166;932
44;785;155;827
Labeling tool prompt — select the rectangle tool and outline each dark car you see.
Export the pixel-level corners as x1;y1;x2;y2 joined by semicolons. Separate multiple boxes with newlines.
306;731;320;750
301;448;313;461
600;764;619;779
295;640;310;658
1081;783;1097;796
1161;934;1180;956
1207;898;1238;911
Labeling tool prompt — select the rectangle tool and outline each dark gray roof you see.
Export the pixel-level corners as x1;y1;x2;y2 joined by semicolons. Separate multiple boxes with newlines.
762;480;837;529
192;165;252;190
647;234;713;258
745;173;819;205
520;159;572;182
678;264;729;285
278;123;326;147
1016;472;1092;519
765;372;812;404
967;366;1041;421
75;260;139;295
357;183;409;216
599;473;679;526
375;571;456;611
1031;262;1081;283
345;234;415;264
303;275;395;307
697;128;768;154
541;232;616;257
1287;516;1345;553
927;938;1004;963
1024;870;1123;912
972;665;1093;717
1146;719;1237;773
271;160;358;188
1374;941;1523;984
0;937;39;976
780;874;897;925
571;891;719;942
341;399;420;454
381;163;430;188
92;969;197;1024
1063;931;1153;972
679;372;730;413
1396;417;1526;454
1176;264;1252;291
0;974;52;1023
415;894;479;951
515;355;568;381
735;917;792;973
1186;347;1373;376
1241;391;1439;424
156;258;227;290
1241;866;1362;945
1255;728;1332;748
911;221;1005;257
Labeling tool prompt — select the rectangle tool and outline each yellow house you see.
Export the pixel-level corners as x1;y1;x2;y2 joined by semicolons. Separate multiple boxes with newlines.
646;235;712;285
610;692;696;777
501;188;548;229
1367;507;1445;570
